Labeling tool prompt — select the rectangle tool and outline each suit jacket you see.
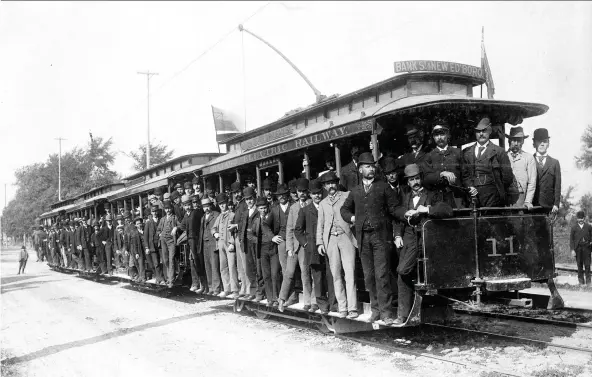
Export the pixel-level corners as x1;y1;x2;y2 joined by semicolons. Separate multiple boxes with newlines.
422;147;463;189
114;230;125;251
461;142;513;204
198;211;220;254
341;178;399;243
66;229;75;250
295;202;322;265
340;160;362;191
570;223;592;251
212;211;236;246
533;155;561;208
75;226;91;250
143;217;160;252
129;228;145;256
238;206;260;245
251;211;276;258
59;230;67;249
316;191;357;249
100;224;115;245
399;145;432;169
286;199;311;253
178;209;203;240
269;202;292;239
173;203;185;221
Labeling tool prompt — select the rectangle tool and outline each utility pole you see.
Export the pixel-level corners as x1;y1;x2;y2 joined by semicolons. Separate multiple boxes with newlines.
137;70;159;170
55;137;66;201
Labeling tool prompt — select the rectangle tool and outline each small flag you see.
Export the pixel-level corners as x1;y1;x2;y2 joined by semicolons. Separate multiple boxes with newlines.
211;106;242;144
481;27;495;99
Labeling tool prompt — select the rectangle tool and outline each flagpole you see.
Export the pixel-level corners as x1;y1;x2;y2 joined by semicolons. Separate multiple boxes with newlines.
211;105;221;154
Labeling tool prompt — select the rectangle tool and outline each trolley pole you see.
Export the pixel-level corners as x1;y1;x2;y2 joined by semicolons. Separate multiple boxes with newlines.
55;137;66;201
137;70;159;170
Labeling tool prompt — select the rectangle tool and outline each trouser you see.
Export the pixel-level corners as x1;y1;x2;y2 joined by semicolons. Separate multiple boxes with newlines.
18;259;27;273
104;242;114;273
95;246;106;272
397;234;419;319
278;241;288;276
35;245;41;261
136;253;146;282
235;240;249;295
576;246;592;285
146;251;165;283
61;246;68;267
202;243;222;293
188;238;207;289
360;230;393;319
72;249;84;270
47;247;55;265
311;255;337;312
113;250;122;269
249;242;265;298
279;246;312;305
260;242;280;303
398;273;415;319
219;242;239;293
508;190;526;208
83;248;92;271
160;240;176;283
122;251;129;271
326;233;357;313
475;183;502;207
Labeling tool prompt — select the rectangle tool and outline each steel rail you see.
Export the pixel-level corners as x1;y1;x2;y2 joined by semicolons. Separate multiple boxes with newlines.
454;308;592;330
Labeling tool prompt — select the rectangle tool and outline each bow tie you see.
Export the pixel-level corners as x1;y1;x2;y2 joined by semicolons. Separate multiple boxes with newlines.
413;191;422;198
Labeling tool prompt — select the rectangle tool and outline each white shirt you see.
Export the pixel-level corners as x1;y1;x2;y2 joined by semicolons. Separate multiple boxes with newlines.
412;145;424;157
535;152;548;166
248;206;256;217
579;223;585;229
313;202;320;211
474;141;491;158
280;203;289;212
436;145;449;152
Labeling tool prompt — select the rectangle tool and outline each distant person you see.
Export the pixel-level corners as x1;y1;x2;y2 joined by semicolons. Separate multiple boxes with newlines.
18;245;29;274
532;128;561;214
570;211;592;286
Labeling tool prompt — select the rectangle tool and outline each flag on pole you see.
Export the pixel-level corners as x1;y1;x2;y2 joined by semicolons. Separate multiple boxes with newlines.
211;105;242;145
481;27;495;99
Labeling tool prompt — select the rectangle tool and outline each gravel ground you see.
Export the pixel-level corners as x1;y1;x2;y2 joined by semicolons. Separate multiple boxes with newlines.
2;245;591;377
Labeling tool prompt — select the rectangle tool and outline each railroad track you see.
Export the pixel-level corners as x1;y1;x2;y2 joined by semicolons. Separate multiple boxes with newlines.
454;307;592;330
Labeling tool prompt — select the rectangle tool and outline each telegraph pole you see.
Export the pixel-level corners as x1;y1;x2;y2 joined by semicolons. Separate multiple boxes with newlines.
137;70;159;170
55;137;66;201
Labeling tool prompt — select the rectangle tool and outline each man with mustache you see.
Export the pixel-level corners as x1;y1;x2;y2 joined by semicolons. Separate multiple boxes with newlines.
399;125;432;168
461;117;513;207
505;126;537;209
340;143;363;191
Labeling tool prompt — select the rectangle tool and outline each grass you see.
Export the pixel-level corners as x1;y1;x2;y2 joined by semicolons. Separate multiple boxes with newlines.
553;224;573;265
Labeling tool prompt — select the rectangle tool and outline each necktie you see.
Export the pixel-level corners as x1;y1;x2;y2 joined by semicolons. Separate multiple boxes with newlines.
537;156;545;167
364;184;370;193
477;146;485;159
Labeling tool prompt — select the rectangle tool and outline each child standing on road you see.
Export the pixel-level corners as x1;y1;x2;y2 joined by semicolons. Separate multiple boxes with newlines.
18;245;29;274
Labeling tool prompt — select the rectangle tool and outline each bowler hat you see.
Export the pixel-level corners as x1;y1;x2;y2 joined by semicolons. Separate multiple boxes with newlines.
115;214;123;221
404;164;421;178
163;201;173;209
216;193;228;204
262;179;273;190
192;176;201;184
533;128;550;140
320;171;340;184
274;183;290;196
170;191;180;200
255;197;268;207
505;126;529;139
191;195;199;203
163;192;171;200
201;198;212;206
133;216;143;223
21;245;26;250
230;181;241;193
288;179;297;193
296;178;309;191
357;152;375;165
150;205;160;212
181;194;192;204
309;179;323;194
244;174;254;183
243;187;255;199
474;117;492;130
91;219;99;227
174;183;182;189
577;211;585;219
103;203;110;209
381;157;399;174
184;181;192;189
148;194;156;200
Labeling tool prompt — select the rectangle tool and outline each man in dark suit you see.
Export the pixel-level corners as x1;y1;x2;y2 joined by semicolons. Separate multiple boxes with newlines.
269;184;292;277
341;152;400;325
76;218;92;271
461;117;513;207
176;195;205;291
233;186;261;300
422;124;464;208
532;128;561;214
398;125;432;168
229;181;250;297
340;144;363;191
197;198;221;295
295;179;337;314
144;206;165;285
570;211;592;285
100;214;116;275
394;164;454;325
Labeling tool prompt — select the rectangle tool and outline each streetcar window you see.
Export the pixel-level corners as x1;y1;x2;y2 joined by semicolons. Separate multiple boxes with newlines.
408;81;439;95
440;82;468;95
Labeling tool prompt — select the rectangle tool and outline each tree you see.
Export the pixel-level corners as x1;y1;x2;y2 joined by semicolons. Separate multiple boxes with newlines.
576;124;592;170
128;142;175;172
557;184;576;220
579;193;592;216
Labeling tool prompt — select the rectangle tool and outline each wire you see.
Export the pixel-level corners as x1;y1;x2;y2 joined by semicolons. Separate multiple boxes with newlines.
241;30;247;133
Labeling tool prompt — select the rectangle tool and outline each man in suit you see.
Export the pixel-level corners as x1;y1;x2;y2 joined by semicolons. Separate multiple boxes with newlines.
229;181;248;297
316;172;358;319
212;193;239;298
100;214;116;275
269;184;292;277
157;202;180;287
532;128;561;214
341;153;400;325
394;164;454;325
176;195;206;291
76;218;92;271
295;179;337;314
505;126;537;209
422;124;464;208
461;117;513;207
340;144;363;191
196;198;221;295
262;178;278;208
129;217;146;282
570;211;592;285
398;125;432;168
144;206;165;285
278;178;313;312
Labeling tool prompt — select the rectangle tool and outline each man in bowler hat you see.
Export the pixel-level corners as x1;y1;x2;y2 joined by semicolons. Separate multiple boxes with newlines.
532;128;561;214
570;211;592;285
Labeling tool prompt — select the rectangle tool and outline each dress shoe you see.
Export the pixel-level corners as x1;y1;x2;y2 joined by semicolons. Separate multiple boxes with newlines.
218;291;228;298
383;317;396;326
246;295;256;300
272;301;279;308
285;298;299;307
391;317;407;326
309;304;319;313
253;296;264;303
195;287;204;294
228;292;239;299
238;293;246;298
278;299;286;312
167;283;173;288
266;301;274;308
302;305;311;312
347;311;359;319
337;311;348;318
369;312;380;323
189;286;198;292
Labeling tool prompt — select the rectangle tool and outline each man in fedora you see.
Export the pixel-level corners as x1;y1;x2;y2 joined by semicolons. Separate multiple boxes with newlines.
129;216;146;282
340;143;364;191
144;206;165;285
279;178;313;312
237;186;262;299
505;126;537;209
177;195;206;291
262;178;277;207
394;164;454;325
317;171;358;318
399;124;432;168
184;181;194;197
341;152;399;325
157;201;180;287
532;128;561;214
229;181;249;295
212;193;239;298
461;117;513;207
423;124;464;208
198;197;222;295
100;214;115;275
174;183;184;197
192;176;203;199
269;183;292;277
251;196;280;307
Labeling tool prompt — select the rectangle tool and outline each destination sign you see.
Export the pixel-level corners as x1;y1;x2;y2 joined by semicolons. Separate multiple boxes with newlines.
203;118;373;175
240;124;297;151
394;60;485;80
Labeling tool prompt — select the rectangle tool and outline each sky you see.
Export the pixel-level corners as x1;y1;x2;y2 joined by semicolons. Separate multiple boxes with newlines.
1;1;591;207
